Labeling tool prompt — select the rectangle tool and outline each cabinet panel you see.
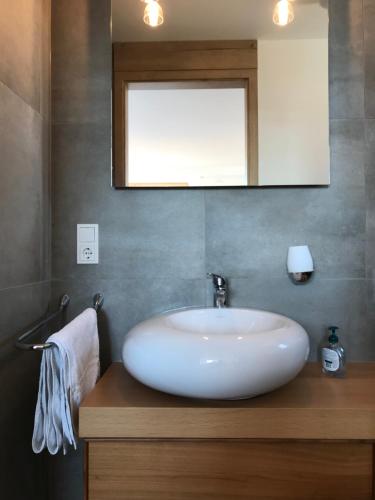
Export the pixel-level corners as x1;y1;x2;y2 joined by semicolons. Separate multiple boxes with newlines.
88;441;373;500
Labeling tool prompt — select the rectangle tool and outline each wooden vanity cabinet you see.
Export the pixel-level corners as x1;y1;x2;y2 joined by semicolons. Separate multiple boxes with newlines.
80;364;375;500
86;440;373;500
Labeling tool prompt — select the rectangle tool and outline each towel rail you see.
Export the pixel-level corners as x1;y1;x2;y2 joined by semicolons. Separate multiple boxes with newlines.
15;293;104;351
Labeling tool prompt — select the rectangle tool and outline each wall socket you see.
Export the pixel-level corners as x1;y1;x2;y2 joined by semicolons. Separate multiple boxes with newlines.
77;224;99;264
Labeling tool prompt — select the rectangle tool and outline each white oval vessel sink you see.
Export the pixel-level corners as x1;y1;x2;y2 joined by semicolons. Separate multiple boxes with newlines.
122;308;310;400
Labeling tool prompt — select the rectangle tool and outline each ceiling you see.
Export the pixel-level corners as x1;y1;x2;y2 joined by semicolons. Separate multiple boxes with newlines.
112;0;328;43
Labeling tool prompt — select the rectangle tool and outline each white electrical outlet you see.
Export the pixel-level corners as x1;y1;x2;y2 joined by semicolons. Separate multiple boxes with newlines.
77;224;99;264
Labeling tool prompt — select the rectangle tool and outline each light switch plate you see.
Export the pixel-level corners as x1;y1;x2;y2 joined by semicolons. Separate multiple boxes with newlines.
77;224;99;264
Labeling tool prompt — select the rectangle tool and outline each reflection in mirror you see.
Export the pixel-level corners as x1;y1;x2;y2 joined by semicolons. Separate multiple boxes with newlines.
112;0;329;188
127;81;247;187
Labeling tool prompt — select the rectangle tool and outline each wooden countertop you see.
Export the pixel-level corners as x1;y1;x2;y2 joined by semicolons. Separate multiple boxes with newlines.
79;363;375;440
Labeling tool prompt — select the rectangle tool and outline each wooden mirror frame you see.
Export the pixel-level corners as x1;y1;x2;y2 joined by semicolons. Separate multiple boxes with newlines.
113;41;258;188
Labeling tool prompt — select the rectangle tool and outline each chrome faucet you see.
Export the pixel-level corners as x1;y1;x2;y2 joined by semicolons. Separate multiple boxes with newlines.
207;273;227;308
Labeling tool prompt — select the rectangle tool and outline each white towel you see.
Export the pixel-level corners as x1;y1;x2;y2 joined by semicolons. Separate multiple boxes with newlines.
32;308;100;455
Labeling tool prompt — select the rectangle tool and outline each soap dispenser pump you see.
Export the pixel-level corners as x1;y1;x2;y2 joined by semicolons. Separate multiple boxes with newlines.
321;326;346;377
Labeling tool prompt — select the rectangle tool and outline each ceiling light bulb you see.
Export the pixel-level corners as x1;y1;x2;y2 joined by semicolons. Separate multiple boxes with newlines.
273;0;295;27
143;0;164;28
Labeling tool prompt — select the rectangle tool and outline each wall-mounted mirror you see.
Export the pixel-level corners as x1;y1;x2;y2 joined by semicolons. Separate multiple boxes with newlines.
111;0;329;188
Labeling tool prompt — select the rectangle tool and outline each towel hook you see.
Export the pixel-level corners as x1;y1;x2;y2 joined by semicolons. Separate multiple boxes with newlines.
93;293;104;312
16;293;104;351
15;295;70;351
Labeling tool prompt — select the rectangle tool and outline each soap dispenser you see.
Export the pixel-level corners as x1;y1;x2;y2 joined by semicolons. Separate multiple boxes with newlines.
321;326;346;377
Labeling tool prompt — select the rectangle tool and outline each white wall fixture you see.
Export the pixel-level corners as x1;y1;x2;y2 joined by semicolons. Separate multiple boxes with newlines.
77;224;99;264
287;245;314;284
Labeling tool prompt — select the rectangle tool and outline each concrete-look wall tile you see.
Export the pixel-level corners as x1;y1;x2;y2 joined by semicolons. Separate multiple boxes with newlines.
0;1;51;499
0;82;47;288
0;0;43;113
47;442;85;500
52;123;111;203
0;348;47;500
365;119;375;174
41;120;52;282
205;184;365;280
329;0;365;119
52;0;111;124
40;0;51;121
0;281;50;344
0;281;50;500
330;119;365;189
52;123;206;280
229;277;374;361
52;85;111;125
52;0;111;83
364;0;375;117
365;120;375;281
54;188;206;280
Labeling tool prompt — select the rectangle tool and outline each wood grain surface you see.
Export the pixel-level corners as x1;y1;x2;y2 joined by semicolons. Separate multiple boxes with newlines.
80;363;375;441
88;440;373;500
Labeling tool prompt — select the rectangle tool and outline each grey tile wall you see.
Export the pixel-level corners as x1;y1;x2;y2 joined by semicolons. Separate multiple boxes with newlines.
52;0;375;363
364;0;375;118
0;0;51;499
50;0;375;498
364;0;375;310
329;0;365;119
0;0;43;112
0;282;50;500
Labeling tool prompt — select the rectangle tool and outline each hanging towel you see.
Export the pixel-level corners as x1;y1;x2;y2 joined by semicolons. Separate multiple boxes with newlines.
32;308;100;455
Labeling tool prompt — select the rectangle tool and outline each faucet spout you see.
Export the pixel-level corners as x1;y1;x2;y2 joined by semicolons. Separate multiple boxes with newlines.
207;273;228;308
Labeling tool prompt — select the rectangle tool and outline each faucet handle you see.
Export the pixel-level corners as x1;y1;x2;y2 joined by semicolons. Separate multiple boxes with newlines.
207;273;226;288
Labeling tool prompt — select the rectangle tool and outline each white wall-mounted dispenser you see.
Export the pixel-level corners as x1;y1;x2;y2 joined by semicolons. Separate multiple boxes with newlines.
287;245;314;284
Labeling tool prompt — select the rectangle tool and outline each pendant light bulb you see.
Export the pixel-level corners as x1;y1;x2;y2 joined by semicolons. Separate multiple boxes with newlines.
273;0;295;27
143;0;164;28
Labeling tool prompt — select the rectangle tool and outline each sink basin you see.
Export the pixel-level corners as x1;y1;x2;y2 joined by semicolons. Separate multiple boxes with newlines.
122;308;310;400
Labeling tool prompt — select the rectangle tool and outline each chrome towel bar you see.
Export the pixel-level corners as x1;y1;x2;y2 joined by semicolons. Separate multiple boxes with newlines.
15;293;104;351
